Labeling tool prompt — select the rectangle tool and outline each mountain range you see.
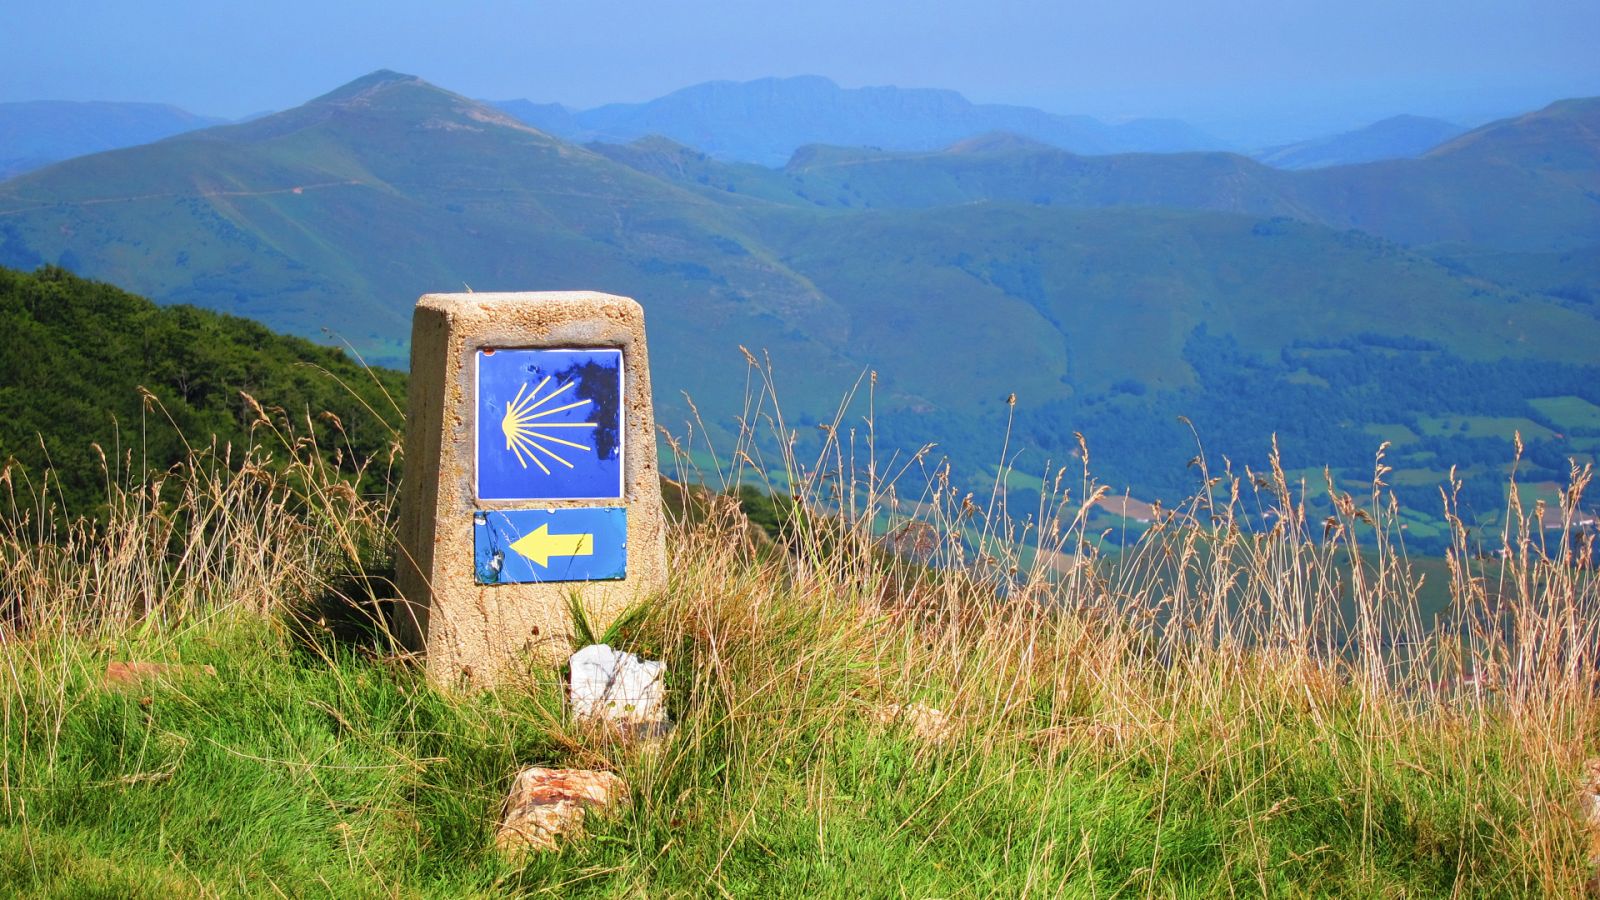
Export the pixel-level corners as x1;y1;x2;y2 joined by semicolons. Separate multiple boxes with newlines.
1;70;1596;546
492;76;1482;169
0;77;1481;184
491;75;1226;166
608;96;1599;251
0;100;224;180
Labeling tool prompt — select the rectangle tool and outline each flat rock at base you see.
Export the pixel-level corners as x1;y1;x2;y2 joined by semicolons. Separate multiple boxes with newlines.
104;661;216;688
495;767;627;856
569;644;668;733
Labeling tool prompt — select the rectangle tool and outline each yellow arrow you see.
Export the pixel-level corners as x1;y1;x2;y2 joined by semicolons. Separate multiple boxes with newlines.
509;523;595;568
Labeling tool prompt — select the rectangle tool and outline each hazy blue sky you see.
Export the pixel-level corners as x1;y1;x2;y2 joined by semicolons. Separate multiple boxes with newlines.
5;0;1598;142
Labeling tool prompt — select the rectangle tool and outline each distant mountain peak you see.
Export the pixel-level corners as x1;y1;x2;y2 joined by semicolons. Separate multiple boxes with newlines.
617;133;706;156
229;69;548;141
310;69;428;106
946;131;1057;154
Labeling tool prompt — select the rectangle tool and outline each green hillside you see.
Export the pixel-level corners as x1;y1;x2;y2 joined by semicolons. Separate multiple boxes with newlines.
759;205;1599;392
0;265;403;514
1292;99;1600;251
0;72;861;407
754;204;1600;533
1;72;1597;546
1430;242;1600;311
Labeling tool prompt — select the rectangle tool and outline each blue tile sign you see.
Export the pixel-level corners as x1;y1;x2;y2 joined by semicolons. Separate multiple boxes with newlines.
474;507;628;584
476;348;624;501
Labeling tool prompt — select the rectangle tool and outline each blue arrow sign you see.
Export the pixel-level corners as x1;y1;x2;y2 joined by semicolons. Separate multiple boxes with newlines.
473;507;628;584
476;347;624;501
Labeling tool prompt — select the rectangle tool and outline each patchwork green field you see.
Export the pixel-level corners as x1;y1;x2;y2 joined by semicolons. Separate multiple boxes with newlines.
1533;395;1600;432
1416;415;1556;440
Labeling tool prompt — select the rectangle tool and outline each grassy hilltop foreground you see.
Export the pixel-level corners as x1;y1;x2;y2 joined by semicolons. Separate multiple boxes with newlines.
2;269;1599;896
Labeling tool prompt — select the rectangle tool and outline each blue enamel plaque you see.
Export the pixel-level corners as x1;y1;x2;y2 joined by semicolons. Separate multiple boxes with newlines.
474;507;628;584
476;348;623;501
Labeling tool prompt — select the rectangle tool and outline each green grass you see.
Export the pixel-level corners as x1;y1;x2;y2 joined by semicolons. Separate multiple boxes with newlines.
993;465;1045;492
1533;395;1600;432
1386;466;1445;486
2;572;1586;896
1363;422;1421;445
1569;438;1600;458
2;326;1599;895
0;596;1573;896
1417;414;1557;441
0;620;563;896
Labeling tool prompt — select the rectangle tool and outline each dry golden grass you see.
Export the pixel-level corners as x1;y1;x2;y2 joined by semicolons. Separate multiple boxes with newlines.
645;359;1600;894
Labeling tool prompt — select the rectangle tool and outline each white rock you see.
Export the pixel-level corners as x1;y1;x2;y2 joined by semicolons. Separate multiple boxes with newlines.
569;643;667;731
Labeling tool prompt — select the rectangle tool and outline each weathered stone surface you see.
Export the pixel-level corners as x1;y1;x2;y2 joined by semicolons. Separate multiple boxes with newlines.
569;644;667;731
494;767;626;856
875;701;955;744
103;661;216;688
393;292;669;687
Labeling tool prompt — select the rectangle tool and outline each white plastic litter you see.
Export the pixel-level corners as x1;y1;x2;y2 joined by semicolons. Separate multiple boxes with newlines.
568;644;667;730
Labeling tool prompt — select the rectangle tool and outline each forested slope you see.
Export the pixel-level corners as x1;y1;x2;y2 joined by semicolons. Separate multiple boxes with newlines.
0;265;403;512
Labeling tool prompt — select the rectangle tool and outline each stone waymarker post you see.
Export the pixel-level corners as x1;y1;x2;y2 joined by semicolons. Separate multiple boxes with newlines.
394;292;667;686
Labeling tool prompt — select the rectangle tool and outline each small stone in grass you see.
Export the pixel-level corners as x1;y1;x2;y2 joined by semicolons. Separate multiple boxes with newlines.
875;701;955;744
494;767;627;856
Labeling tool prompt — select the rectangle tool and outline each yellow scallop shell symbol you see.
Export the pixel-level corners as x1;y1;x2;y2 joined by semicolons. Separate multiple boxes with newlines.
500;376;597;474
